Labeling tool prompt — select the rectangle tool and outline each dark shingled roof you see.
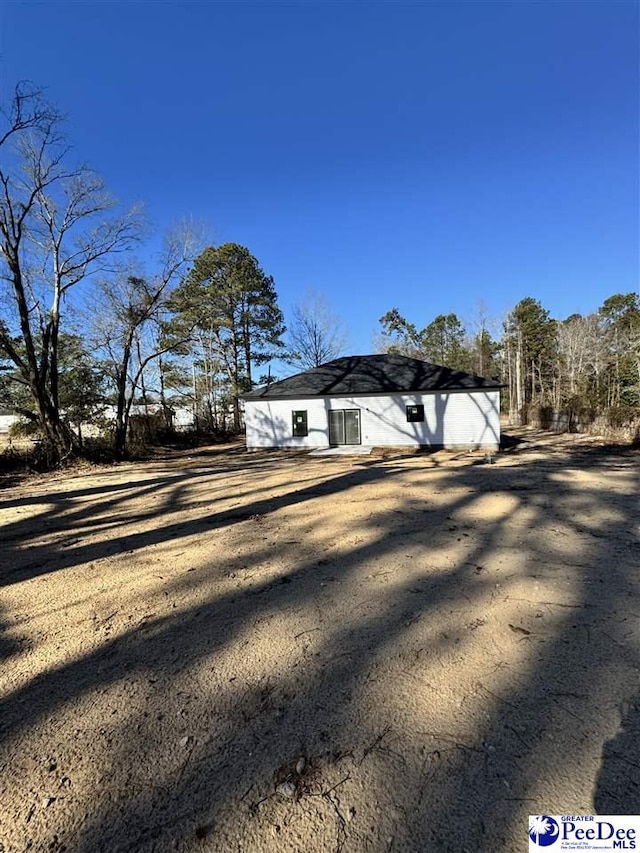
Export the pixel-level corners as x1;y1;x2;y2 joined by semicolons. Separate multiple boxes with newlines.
243;354;502;400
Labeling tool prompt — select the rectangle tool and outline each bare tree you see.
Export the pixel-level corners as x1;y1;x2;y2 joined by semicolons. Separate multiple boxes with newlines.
556;314;600;398
0;83;139;455
466;300;501;377
556;305;638;410
286;290;348;369
187;325;227;431
93;226;199;458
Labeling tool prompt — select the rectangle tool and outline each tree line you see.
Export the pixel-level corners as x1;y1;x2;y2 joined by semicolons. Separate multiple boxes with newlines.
377;293;640;428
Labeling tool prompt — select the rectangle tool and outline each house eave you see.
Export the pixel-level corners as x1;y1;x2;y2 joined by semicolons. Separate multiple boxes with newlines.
243;385;504;401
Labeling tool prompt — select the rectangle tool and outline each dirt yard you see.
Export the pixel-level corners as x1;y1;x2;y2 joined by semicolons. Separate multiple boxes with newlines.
0;429;638;852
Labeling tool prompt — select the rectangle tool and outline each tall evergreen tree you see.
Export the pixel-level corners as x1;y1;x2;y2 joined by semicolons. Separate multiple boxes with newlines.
503;298;557;421
469;328;501;379
168;243;285;430
378;309;470;370
422;313;468;370
598;292;640;407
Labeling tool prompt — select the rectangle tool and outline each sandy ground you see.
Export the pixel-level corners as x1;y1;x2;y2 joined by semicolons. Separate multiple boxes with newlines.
0;429;638;852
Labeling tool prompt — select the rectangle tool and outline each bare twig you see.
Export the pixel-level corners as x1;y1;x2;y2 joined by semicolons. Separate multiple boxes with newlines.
358;725;392;765
322;774;351;797
476;682;522;711
549;696;585;723
509;597;592;609
504;724;531;749
324;791;348;853
176;739;195;785
417;730;482;752
248;793;272;814
294;627;321;639
508;623;532;636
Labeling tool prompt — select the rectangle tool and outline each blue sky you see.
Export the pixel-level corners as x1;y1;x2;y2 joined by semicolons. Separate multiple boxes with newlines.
1;1;638;354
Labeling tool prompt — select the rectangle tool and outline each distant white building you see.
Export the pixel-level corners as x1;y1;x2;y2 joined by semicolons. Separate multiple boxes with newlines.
100;405;195;430
172;407;196;430
0;414;20;433
0;407;196;438
243;354;501;451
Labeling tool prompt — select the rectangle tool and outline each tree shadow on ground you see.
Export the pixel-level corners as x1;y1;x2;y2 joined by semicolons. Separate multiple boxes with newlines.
0;457;412;587
0;438;638;852
594;694;640;813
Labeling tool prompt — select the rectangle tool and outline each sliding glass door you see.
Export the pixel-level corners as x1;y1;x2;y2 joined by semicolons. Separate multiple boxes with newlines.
328;409;361;445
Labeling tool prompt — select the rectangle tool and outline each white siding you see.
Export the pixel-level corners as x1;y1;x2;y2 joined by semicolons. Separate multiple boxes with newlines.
245;390;500;449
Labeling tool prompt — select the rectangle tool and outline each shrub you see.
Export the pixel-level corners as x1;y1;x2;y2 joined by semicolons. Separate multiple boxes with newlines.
606;405;640;428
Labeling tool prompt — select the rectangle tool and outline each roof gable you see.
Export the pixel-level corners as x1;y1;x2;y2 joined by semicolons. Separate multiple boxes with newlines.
243;354;502;400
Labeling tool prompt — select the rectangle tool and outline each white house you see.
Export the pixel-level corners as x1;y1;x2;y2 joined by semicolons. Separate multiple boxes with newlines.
243;354;501;450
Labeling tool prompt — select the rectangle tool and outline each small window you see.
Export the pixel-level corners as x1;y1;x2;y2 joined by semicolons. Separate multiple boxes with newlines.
292;410;308;437
406;404;424;423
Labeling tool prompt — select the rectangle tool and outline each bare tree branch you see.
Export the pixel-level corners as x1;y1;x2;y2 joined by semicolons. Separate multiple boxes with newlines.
285;289;348;369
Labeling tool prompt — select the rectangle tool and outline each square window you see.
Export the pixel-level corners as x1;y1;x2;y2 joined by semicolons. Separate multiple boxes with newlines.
406;404;424;423
292;410;308;437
